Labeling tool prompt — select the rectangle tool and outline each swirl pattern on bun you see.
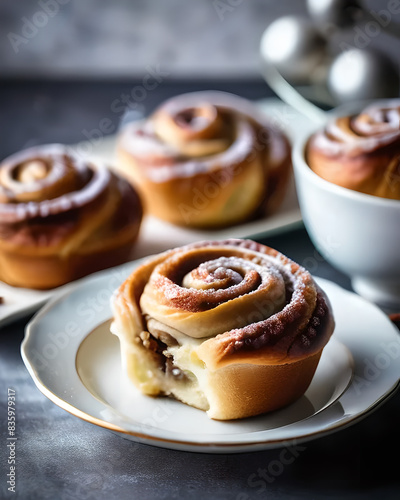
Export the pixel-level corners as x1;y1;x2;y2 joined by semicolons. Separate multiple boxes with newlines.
111;239;334;420
0;144;142;289
307;100;400;199
117;91;291;227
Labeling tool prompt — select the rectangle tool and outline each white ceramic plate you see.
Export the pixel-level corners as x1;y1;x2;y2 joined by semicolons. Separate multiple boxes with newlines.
0;98;313;328
0;283;54;328
21;263;400;453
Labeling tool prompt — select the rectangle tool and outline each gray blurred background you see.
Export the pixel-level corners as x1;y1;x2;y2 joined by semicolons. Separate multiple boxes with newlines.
0;0;398;79
0;0;398;159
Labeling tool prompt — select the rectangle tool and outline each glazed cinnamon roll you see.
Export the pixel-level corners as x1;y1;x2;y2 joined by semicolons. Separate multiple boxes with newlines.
111;239;334;420
307;99;400;199
117;91;291;228
0;144;142;289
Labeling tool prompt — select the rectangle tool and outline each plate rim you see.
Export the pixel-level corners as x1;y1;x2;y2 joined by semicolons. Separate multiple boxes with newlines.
21;272;400;453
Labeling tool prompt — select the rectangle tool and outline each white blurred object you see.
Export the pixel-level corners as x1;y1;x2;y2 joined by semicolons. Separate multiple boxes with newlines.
260;16;327;84
259;3;400;120
328;49;400;103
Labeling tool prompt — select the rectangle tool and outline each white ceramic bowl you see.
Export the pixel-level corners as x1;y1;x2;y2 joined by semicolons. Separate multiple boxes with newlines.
293;126;400;309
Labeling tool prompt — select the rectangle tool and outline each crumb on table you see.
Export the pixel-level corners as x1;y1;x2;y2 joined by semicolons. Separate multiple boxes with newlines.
389;313;400;330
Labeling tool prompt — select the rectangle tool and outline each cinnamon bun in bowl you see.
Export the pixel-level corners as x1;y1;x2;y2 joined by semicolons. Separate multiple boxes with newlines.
293;99;400;308
0;144;143;289
111;239;334;420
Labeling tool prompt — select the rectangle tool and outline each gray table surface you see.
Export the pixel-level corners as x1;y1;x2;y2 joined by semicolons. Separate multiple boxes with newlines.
0;81;399;500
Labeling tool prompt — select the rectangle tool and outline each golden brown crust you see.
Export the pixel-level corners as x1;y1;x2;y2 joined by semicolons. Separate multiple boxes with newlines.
0;144;143;289
116;91;291;228
307;99;400;199
202;351;322;420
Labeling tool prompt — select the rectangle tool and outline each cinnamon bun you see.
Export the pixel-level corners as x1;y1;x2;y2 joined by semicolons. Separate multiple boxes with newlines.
0;144;142;289
117;91;291;228
111;239;334;420
307;99;400;199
